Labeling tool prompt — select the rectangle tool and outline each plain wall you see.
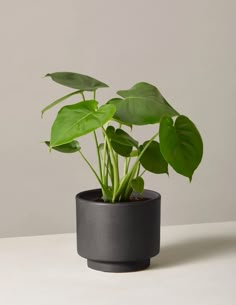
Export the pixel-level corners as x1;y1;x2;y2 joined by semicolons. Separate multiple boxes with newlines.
0;0;235;237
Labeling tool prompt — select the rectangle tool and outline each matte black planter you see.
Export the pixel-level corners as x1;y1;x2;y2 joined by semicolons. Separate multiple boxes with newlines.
76;189;161;273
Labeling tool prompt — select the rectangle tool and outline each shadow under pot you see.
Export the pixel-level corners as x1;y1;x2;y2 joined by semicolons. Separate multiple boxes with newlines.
76;189;161;273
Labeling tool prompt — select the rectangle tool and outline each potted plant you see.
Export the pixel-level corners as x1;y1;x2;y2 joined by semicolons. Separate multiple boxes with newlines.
41;72;203;272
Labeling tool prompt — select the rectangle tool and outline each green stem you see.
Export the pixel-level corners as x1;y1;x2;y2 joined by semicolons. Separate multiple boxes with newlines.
79;150;103;186
136;163;141;177
102;127;119;202
102;137;107;184
123;162;139;199
114;131;159;201
81;92;86;101
93;131;103;181
140;169;146;177
123;158;128;176
93;90;96;100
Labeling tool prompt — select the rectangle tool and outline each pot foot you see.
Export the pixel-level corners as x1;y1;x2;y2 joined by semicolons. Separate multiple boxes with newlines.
87;259;150;273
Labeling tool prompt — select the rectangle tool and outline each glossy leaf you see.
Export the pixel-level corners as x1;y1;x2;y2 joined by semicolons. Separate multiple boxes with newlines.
159;115;203;181
106;126;138;157
50;101;116;148
41;90;81;117
131;176;144;193
45;140;80;153
114;82;179;125
45;72;109;91
140;141;168;174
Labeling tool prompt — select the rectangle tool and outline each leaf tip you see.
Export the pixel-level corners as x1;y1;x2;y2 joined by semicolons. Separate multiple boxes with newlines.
44;73;51;78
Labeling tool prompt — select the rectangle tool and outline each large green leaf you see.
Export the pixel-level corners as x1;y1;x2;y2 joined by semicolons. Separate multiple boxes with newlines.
106;126;138;157
45;72;109;91
50;101;116;148
114;82;179;125
140;141;168;174
107;98;132;127
159;115;203;180
45;140;80;153
117;82;162;98
41;90;81;117
131;176;144;193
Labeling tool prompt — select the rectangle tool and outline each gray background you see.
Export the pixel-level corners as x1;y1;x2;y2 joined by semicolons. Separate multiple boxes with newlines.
0;0;235;237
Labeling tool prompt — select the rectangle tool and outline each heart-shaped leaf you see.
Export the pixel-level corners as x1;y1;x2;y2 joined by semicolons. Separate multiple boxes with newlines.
106;126;138;157
41;90;81;117
114;82;179;125
159;115;203;181
50;101;116;148
140;141;168;174
45;140;80;153
46;72;109;91
131;176;144;193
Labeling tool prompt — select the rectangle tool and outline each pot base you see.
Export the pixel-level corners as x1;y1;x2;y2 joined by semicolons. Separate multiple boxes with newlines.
87;259;150;273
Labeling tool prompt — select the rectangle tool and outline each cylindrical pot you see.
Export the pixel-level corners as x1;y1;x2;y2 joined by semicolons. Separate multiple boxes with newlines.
76;189;161;273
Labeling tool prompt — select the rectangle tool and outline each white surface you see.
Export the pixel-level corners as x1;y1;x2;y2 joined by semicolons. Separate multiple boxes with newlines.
1;0;236;237
0;222;235;305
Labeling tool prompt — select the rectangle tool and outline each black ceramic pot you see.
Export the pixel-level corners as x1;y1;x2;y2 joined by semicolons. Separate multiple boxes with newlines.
76;189;161;273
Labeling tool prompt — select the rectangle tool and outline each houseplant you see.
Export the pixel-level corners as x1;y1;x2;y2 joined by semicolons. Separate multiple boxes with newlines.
42;72;203;272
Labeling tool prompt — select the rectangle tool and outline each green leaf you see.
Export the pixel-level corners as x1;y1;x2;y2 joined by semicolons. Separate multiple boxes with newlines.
114;82;179;125
45;140;81;153
159;115;203;181
106;126;138;157
41;90;81;117
112;128;138;148
107;98;132;127
140;141;168;174
130;150;139;157
131;176;144;193
106;126;116;137
45;72;109;91
98;143;104;154
50;101;116;147
117;82;161;98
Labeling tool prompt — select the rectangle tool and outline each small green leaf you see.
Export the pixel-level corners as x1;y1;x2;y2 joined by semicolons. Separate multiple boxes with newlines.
45;72;109;91
159;115;203;181
114;82;179;125
106;127;138;157
130;150;139;157
41;90;81;117
140;141;168;174
106;126;115;138
110;141;132;157
131;176;144;193
98;143;104;154
50;101;116;147
45;140;80;153
113;129;138;148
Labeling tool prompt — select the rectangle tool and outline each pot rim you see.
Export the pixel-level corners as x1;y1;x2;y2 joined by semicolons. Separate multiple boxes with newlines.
76;188;161;207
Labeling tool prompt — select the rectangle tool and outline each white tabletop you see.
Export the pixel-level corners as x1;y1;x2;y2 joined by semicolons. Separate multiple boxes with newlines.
0;222;235;305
